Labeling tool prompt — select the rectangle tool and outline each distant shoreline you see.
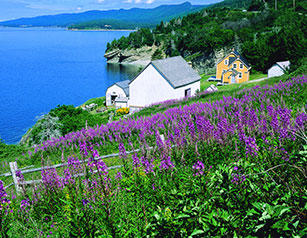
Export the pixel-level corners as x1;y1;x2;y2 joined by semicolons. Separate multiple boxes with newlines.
68;28;136;32
107;60;150;67
0;26;136;32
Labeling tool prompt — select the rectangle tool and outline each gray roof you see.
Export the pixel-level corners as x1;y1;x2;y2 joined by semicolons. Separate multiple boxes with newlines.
228;57;236;66
276;61;290;70
150;56;201;89
233;50;250;68
115;80;130;96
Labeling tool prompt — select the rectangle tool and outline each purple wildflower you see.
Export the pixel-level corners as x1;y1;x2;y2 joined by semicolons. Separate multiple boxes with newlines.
20;198;30;210
192;161;205;176
141;156;155;174
0;180;10;212
231;173;246;185
244;136;259;157
159;156;175;171
16;170;24;182
115;171;122;180
119;142;127;160
90;159;108;174
41;168;63;190
132;153;140;168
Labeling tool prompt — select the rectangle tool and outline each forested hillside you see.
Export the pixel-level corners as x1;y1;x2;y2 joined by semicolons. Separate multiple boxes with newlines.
106;0;307;73
68;2;208;30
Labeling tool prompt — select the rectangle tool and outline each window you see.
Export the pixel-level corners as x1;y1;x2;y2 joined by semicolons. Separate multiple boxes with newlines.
233;63;237;69
239;73;242;79
224;59;228;65
185;88;191;97
240;63;243;69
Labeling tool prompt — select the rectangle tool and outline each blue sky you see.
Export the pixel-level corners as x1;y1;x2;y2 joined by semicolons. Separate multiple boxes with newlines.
0;0;223;21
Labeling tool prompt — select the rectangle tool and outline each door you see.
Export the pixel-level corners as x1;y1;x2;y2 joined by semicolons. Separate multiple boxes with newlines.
231;75;236;84
185;88;191;97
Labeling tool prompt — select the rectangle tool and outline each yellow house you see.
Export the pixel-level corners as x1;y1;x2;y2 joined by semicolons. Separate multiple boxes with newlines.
216;49;251;84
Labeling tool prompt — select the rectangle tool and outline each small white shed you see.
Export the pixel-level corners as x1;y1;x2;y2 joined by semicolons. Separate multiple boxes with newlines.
129;56;201;112
106;80;130;106
268;61;290;78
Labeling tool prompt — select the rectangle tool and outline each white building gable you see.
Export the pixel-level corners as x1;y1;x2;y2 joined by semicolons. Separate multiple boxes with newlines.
129;56;200;111
268;61;290;78
106;84;127;106
129;64;175;107
105;56;201;112
106;80;130;106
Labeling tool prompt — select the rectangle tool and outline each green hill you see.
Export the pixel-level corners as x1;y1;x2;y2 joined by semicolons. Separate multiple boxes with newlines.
106;0;306;73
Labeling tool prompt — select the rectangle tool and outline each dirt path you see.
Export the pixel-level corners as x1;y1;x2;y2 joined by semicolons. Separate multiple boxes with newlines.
244;77;268;84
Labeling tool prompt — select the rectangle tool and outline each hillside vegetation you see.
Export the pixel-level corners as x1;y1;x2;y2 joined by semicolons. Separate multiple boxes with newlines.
1;0;306;236
1;74;307;237
106;0;306;73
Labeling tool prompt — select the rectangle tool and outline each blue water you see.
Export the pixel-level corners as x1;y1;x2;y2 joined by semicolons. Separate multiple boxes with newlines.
0;27;139;144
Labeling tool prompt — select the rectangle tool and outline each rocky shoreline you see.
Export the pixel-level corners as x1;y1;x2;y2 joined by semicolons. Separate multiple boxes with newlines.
104;46;235;74
104;45;155;65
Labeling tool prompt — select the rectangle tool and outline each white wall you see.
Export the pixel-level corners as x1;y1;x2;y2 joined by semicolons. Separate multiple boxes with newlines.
106;85;126;106
268;65;285;78
174;81;200;98
115;101;128;109
129;64;200;108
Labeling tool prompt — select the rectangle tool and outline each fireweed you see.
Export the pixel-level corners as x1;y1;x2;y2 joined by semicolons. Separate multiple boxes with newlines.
0;181;10;213
27;76;307;194
2;75;307;237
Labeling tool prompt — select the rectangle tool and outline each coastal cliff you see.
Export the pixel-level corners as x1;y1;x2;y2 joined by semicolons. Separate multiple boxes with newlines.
104;46;156;66
104;46;232;74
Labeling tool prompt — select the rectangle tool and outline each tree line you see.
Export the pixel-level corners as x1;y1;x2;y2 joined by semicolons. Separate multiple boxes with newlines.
106;0;306;73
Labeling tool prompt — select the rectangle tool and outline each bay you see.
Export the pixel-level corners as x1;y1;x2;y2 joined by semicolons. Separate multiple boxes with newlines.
0;27;139;144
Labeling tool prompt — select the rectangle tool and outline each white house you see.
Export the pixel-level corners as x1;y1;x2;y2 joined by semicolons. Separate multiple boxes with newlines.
268;61;290;78
129;56;201;112
106;80;130;107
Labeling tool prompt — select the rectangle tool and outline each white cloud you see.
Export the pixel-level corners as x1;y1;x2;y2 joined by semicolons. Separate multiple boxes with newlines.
146;0;155;3
123;0;144;3
96;0;105;3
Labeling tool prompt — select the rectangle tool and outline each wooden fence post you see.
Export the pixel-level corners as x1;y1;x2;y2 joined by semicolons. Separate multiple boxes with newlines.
9;162;21;194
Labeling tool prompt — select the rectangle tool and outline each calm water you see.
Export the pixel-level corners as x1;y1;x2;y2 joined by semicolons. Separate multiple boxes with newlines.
0;27;139;144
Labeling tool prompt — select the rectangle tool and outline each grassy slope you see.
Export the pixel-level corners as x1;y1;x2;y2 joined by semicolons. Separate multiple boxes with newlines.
133;73;283;118
1;72;303;192
2;73;306;237
0;74;286;182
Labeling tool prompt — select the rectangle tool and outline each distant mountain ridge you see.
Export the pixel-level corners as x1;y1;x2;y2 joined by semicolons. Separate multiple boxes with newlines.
0;2;207;28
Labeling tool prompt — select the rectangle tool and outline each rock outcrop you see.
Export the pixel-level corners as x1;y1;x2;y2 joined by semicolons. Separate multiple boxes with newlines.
190;48;232;74
105;46;235;74
104;46;156;64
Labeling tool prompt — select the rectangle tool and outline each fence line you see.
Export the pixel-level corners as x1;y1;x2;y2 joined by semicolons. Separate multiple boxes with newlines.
0;147;149;178
1;147;153;192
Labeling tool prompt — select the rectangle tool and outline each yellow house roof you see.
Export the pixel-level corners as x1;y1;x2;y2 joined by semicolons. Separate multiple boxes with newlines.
217;50;250;69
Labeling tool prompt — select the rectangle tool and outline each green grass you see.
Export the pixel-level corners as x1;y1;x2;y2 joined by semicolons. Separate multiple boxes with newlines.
0;74;290;182
250;73;267;81
200;74;216;91
81;96;106;108
133;74;289;118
